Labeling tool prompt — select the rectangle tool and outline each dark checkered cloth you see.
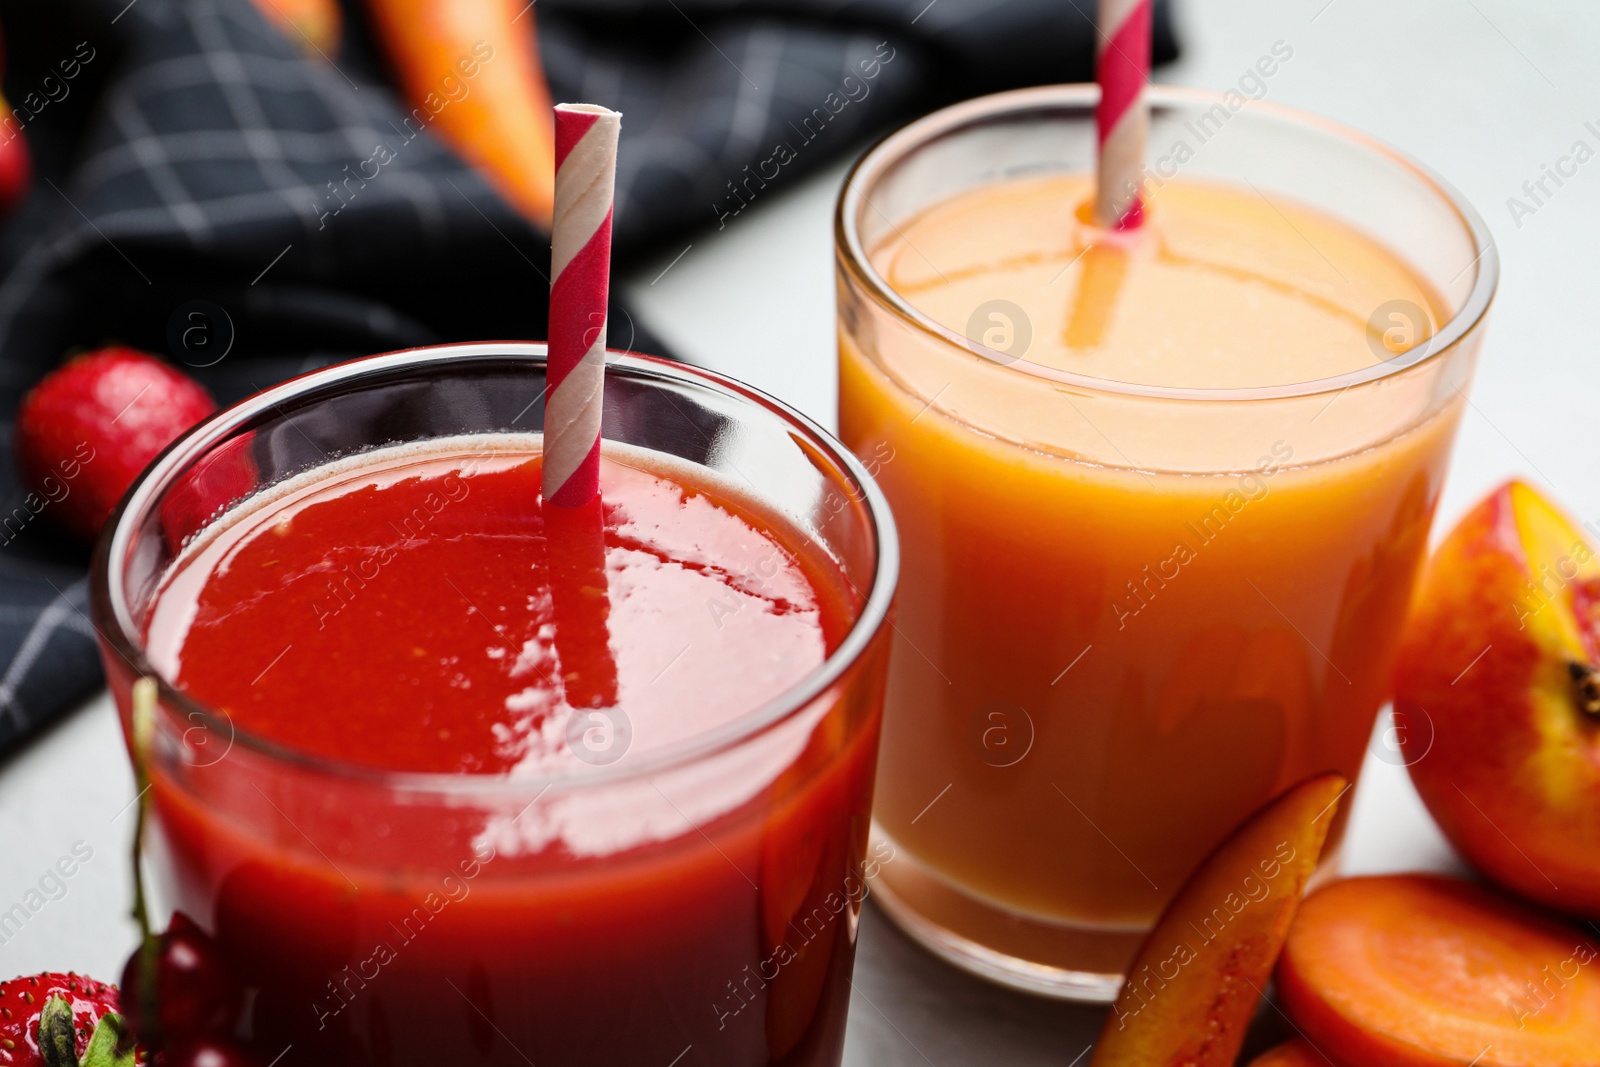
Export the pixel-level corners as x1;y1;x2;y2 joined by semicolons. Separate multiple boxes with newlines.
0;0;1177;754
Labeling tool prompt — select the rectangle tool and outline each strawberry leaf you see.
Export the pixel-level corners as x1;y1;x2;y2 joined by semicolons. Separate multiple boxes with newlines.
78;1012;138;1067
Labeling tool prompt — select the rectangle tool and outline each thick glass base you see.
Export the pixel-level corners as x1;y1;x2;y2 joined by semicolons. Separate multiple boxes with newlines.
870;824;1143;1003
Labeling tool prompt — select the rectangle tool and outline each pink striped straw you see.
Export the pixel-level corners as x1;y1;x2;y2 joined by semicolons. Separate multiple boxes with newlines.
544;103;621;508
1094;0;1152;230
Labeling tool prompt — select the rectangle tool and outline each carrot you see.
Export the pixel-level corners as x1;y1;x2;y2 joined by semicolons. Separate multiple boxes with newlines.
1278;875;1600;1067
1245;1041;1329;1067
251;0;342;56
1088;773;1347;1067
364;0;556;228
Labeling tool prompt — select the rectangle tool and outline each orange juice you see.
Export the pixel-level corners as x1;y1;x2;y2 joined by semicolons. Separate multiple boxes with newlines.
838;167;1484;993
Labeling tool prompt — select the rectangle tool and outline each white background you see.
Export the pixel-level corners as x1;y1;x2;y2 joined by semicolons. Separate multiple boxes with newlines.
2;0;1591;1062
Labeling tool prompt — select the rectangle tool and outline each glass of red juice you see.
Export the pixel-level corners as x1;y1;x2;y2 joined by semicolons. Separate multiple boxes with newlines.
89;343;898;1067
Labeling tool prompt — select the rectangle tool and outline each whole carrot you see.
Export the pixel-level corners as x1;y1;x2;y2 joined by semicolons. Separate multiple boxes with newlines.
365;0;556;228
251;0;343;57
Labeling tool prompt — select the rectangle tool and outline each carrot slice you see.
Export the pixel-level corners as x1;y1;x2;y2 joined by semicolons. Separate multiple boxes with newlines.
1246;1041;1328;1067
365;0;557;228
1278;874;1600;1067
1089;773;1347;1067
251;0;342;56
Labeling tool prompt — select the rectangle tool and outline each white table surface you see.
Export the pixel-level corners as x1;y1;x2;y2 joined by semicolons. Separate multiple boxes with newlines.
2;0;1591;1062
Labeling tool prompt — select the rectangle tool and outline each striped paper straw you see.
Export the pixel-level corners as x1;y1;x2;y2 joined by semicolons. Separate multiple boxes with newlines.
544;103;621;508
1094;0;1153;229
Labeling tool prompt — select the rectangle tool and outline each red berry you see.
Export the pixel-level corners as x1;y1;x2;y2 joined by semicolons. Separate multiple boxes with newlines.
0;15;30;220
115;955;152;1053
158;1039;255;1067
0;110;32;217
13;347;216;541
0;972;121;1066
120;915;241;1053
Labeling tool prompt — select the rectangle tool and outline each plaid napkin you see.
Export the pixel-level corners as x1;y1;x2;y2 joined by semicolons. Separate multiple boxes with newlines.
0;0;1177;754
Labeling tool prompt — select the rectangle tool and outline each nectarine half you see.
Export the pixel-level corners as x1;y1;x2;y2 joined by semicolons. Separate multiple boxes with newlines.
1394;480;1600;916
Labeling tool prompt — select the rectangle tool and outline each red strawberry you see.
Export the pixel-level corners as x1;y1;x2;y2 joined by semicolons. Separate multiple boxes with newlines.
0;972;137;1066
14;348;216;541
0;20;29;217
0;101;32;217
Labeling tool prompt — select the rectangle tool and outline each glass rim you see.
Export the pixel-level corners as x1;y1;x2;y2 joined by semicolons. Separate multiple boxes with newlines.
836;83;1499;403
91;342;900;797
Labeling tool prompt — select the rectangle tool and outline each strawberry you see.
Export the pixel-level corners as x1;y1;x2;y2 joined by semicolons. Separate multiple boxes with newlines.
13;348;216;541
0;972;138;1066
0;18;28;218
0;99;32;217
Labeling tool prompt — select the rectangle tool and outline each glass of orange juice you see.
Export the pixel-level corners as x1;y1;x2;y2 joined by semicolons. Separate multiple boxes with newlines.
836;86;1496;1001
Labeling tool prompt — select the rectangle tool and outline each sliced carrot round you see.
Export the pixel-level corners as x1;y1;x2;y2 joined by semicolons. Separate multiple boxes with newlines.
1278;875;1600;1067
1246;1041;1327;1067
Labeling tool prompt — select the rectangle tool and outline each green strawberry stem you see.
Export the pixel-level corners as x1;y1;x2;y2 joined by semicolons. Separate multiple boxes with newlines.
126;678;159;1052
39;996;76;1066
39;995;138;1067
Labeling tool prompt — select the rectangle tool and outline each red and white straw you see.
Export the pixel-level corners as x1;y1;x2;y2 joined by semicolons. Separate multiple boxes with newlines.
1094;0;1152;230
544;103;621;508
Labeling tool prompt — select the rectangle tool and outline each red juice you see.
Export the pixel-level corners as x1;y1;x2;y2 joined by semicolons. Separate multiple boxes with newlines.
132;436;889;1067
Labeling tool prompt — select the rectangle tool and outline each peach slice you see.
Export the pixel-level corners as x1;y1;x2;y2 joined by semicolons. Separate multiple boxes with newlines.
1277;874;1600;1067
1088;772;1347;1067
1394;480;1600;916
